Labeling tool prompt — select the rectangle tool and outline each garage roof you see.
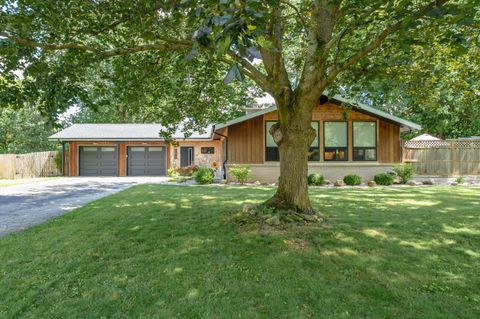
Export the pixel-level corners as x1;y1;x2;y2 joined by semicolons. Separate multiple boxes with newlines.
49;124;214;141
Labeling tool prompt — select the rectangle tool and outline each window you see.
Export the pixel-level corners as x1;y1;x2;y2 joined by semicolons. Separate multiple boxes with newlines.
353;121;377;161
201;147;215;154
265;121;320;161
309;122;320;161
265;121;279;161
324;121;348;161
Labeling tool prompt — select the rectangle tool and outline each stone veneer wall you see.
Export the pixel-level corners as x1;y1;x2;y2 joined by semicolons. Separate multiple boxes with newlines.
170;140;224;177
226;163;396;183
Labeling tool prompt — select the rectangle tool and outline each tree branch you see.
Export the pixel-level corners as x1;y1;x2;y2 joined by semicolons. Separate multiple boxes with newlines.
326;0;450;83
226;51;272;94
0;32;192;57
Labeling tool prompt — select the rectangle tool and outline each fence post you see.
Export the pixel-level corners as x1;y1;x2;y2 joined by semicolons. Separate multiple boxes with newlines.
450;140;456;177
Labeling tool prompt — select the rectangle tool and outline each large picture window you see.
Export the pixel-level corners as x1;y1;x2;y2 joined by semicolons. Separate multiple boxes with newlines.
353;121;377;161
324;121;348;161
265;121;320;161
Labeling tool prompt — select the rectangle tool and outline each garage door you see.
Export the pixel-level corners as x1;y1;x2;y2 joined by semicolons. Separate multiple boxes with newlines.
79;146;118;176
127;146;166;176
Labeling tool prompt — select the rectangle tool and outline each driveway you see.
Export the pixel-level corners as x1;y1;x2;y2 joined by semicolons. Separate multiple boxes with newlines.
0;177;170;237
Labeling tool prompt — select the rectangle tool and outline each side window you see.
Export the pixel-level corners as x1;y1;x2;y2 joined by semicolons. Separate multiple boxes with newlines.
323;121;348;161
353;122;377;161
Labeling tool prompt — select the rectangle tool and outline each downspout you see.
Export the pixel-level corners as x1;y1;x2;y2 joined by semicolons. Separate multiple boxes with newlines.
213;130;228;179
60;140;65;177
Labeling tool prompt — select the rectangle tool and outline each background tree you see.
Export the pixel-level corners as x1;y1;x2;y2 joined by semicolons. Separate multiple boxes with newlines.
1;0;476;218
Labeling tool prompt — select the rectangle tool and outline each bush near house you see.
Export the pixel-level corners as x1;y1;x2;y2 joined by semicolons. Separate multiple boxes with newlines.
228;165;251;184
343;174;362;186
177;165;198;176
307;173;325;186
374;173;394;186
193;167;215;184
167;167;178;177
394;164;415;184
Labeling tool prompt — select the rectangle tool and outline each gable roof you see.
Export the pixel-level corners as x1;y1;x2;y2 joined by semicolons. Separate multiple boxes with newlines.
215;95;421;132
49;124;213;141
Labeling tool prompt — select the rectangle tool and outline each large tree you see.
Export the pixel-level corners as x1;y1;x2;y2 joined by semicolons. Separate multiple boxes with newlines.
0;0;475;218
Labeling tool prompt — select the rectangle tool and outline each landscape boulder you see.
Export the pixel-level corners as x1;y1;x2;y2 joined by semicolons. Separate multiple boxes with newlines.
334;180;345;187
367;181;376;187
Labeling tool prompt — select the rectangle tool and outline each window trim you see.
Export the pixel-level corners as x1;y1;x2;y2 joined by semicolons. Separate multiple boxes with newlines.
352;121;377;161
264;120;320;162
201;147;215;154
323;120;348;161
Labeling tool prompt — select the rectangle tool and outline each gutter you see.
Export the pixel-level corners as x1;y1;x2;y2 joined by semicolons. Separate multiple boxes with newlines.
213;129;228;179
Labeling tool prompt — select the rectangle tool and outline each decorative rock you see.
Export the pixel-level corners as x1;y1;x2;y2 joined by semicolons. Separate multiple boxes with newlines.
254;181;262;186
242;204;256;214
324;180;332;185
408;181;417;186
422;179;435;185
450;182;458;186
260;182;270;186
265;216;281;226
367;181;376;187
220;179;228;184
334;180;345;187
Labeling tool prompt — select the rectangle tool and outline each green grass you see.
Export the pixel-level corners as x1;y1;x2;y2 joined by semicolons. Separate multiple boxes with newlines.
1;185;479;318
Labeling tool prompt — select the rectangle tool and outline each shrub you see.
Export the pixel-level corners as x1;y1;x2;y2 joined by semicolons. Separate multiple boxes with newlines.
177;165;198;176
374;173;394;186
167;167;177;177
343;174;362;186
393;164;415;184
307;173;325;186
455;177;465;184
53;151;63;172
229;165;251;184
193;167;214;184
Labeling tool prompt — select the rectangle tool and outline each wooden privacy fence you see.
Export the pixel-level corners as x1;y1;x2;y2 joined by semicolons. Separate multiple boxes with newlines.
0;151;62;179
403;140;480;176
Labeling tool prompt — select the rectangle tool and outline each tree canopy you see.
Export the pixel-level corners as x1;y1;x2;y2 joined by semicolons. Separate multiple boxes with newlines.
1;0;477;214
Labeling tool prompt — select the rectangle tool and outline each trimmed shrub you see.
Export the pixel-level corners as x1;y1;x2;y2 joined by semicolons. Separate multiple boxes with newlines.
456;177;465;184
177;165;198;176
193;167;214;184
167;167;178;177
229;165;251;184
343;174;362;186
393;164;415;184
374;173;394;186
307;173;325;186
53;151;63;172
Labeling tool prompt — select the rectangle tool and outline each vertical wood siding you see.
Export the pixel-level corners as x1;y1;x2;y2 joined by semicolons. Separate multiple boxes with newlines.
227;102;402;164
228;115;263;164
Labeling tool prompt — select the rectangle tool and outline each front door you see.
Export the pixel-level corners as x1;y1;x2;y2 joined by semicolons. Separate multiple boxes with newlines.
180;147;194;167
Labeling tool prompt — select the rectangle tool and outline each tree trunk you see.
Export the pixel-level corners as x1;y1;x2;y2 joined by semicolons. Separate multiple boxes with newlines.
265;98;319;217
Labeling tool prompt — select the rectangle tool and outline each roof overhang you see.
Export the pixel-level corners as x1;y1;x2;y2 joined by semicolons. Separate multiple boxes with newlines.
214;95;421;132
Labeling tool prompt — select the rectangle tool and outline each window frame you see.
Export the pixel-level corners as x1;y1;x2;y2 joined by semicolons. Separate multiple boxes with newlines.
201;147;215;155
352;121;377;161
323;121;349;161
265;120;280;162
264;120;320;162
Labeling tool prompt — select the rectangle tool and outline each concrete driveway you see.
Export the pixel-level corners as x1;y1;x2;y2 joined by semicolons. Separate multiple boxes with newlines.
0;177;170;237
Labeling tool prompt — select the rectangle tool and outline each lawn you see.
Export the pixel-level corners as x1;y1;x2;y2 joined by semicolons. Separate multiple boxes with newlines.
0;185;479;318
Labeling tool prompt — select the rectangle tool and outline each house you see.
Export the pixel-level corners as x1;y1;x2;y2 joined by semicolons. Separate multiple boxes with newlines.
49;95;420;182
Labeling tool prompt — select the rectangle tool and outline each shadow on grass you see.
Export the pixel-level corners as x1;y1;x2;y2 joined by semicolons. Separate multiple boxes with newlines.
0;184;478;318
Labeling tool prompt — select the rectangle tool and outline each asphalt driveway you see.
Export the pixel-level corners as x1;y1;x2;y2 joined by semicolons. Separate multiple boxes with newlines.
0;177;170;237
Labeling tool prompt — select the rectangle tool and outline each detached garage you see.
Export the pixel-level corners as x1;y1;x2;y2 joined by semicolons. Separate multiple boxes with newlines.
48;123;216;177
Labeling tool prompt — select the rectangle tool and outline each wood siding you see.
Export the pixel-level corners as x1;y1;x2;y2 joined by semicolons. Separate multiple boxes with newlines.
378;120;402;163
226;102;402;164
228;115;263;164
